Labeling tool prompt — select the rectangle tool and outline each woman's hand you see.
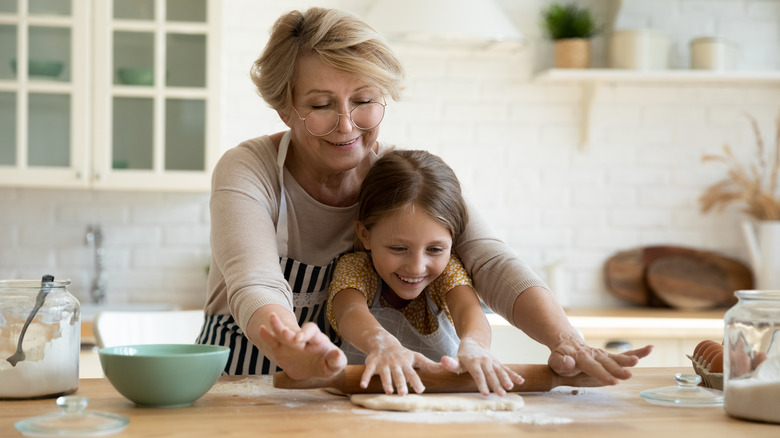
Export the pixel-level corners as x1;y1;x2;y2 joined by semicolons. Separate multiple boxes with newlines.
361;332;441;395
258;312;346;380
440;337;524;396
546;334;653;385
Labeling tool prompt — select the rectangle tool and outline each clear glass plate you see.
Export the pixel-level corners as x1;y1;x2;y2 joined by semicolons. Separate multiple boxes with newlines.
15;396;129;437
640;373;723;407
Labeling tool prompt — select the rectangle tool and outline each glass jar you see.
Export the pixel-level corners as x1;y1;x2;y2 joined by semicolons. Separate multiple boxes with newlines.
723;290;780;423
0;278;80;399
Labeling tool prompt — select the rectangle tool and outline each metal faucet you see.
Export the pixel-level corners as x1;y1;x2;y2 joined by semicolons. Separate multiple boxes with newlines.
85;224;107;304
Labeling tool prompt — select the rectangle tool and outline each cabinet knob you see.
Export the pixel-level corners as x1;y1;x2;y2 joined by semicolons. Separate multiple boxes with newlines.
94;172;102;181
76;170;83;179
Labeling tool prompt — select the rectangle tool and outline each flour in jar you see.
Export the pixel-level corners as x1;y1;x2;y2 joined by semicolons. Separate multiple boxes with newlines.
0;320;79;399
724;355;780;423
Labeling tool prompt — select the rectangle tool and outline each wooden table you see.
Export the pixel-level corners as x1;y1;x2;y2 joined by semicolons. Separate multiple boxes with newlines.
1;368;777;437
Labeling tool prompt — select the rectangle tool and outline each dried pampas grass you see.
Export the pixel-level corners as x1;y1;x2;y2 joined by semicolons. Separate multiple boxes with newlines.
699;112;780;221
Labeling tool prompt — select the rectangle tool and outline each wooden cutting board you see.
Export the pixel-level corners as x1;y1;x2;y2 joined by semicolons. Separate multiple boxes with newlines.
604;245;753;309
273;364;604;394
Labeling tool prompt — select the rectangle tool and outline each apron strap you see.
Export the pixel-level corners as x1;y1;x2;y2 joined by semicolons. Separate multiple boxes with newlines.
275;131;292;254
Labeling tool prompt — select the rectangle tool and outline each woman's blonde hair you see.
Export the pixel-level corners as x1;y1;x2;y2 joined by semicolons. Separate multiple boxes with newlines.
251;7;405;112
356;150;468;251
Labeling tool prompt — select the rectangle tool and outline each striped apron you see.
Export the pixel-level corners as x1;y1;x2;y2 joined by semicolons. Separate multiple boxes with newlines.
198;131;341;374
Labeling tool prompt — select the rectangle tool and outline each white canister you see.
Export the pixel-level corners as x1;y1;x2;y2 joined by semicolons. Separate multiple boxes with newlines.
690;37;737;70
609;29;670;70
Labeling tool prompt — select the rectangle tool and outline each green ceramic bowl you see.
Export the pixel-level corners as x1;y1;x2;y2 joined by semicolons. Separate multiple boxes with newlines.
117;67;154;85
10;59;64;78
99;344;228;407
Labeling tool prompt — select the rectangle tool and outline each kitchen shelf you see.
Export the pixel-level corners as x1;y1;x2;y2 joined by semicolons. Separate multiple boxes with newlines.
534;69;780;150
535;68;780;84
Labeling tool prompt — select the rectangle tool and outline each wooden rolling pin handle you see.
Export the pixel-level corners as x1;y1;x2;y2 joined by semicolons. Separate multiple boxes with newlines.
274;364;605;394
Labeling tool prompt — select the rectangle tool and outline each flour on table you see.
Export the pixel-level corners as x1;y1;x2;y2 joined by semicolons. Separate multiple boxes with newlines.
349;393;524;412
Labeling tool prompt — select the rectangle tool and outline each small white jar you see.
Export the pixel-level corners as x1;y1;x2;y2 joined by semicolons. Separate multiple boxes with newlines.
690;37;737;70
608;29;670;70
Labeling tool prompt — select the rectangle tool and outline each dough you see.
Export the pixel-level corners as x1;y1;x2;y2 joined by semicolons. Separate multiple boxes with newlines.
349;393;525;412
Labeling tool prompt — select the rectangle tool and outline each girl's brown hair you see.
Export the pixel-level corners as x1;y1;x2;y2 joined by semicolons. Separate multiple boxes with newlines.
251;7;404;113
356;150;468;251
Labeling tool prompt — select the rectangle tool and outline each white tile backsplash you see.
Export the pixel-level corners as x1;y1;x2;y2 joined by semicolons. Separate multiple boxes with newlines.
1;0;778;309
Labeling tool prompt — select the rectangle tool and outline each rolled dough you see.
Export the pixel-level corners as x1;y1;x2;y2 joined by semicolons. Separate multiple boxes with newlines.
349;393;525;412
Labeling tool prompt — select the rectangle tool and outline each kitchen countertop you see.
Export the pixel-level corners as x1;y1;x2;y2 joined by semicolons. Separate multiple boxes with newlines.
488;307;725;338
2;368;777;437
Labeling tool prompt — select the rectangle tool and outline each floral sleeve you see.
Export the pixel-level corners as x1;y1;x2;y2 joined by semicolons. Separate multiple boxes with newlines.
326;252;378;333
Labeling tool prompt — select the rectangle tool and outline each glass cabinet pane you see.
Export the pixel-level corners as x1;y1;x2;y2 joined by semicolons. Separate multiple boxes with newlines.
0;92;15;165
0;25;16;80
29;0;71;16
29;26;70;82
113;0;154;20
114;31;154;85
0;0;15;13
113;97;153;169
166;33;205;87
167;0;205;22
165;98;204;171
28;93;70;167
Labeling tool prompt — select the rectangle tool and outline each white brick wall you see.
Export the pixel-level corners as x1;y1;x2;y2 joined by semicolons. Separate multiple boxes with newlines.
1;0;779;310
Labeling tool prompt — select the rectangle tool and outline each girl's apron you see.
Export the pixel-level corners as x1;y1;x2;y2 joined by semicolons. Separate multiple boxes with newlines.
198;131;341;375
340;281;461;364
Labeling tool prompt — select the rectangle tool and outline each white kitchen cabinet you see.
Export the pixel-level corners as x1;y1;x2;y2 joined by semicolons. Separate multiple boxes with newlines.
489;308;725;368
0;0;220;191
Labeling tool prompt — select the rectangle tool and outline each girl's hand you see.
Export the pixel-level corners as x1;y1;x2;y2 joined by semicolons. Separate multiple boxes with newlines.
258;313;346;380
546;333;653;385
440;337;524;396
361;334;441;395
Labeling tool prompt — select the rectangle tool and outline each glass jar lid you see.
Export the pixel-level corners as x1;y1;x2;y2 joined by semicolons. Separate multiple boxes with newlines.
639;373;723;407
14;396;129;437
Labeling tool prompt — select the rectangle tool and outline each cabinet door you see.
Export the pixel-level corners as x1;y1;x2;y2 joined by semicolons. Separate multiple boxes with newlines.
0;0;90;188
91;0;219;191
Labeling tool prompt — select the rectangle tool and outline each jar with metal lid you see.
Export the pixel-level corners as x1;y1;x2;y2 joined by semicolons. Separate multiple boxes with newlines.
0;277;80;399
723;290;780;423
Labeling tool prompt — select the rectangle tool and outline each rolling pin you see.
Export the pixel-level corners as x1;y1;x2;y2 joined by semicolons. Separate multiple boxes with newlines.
273;364;605;394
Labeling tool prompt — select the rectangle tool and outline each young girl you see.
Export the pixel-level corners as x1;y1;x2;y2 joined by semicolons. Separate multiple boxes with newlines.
327;150;524;396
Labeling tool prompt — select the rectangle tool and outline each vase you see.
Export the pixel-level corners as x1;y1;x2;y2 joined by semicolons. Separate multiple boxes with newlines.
554;38;590;69
741;220;780;290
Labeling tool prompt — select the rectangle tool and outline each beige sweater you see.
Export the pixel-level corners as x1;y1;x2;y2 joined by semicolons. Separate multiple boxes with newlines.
205;134;547;332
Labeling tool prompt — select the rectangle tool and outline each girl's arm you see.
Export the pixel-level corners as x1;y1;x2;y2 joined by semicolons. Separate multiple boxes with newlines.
444;285;524;395
330;288;439;395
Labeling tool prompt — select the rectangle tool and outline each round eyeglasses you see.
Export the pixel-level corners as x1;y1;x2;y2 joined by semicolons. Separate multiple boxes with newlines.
292;101;387;137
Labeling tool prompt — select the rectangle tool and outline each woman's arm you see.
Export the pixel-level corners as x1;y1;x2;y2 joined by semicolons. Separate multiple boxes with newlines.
511;287;653;384
455;203;652;384
330;288;437;395
443;285;523;395
208;138;347;379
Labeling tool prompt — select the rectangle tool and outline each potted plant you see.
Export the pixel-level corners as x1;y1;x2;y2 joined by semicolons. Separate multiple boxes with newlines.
540;3;601;69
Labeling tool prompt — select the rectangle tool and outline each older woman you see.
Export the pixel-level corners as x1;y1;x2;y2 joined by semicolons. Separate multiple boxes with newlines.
199;7;651;386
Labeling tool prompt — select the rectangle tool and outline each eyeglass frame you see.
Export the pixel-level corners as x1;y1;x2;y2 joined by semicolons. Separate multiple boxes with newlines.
291;99;387;137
